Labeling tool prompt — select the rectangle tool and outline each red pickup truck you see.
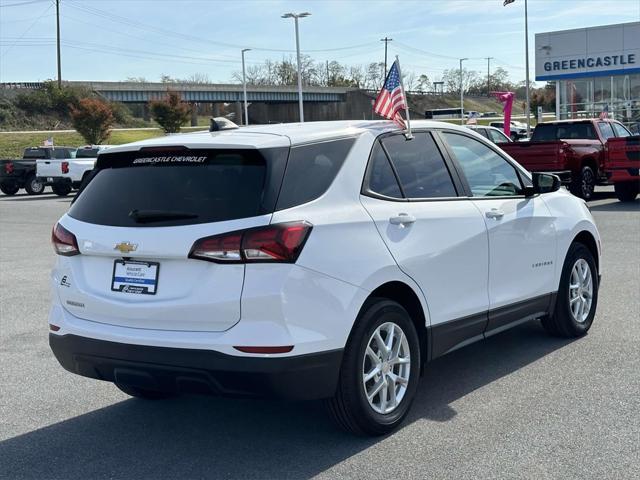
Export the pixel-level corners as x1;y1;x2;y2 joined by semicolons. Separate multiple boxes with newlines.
606;136;640;202
499;118;634;200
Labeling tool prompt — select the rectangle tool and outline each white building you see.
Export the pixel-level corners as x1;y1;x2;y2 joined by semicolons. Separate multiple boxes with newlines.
535;22;639;125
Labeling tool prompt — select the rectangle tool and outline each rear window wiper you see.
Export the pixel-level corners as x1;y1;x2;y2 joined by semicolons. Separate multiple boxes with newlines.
129;209;199;223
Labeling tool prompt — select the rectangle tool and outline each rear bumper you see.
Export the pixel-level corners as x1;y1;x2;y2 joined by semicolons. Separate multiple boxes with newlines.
37;176;71;187
49;333;343;400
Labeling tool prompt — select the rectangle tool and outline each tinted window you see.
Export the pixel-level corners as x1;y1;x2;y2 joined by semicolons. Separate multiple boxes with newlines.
442;132;523;197
276;138;355;210
381;133;457;198
76;148;100;158
612;122;631;137
365;142;402;198
531;123;597;141
597;122;615;140
69;149;280;227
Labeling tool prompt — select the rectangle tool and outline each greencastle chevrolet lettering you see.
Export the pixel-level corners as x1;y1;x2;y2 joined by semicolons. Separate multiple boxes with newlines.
544;54;636;72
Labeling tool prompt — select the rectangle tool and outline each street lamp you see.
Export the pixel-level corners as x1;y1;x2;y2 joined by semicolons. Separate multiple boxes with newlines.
241;48;251;126
504;0;531;136
459;58;468;125
282;12;311;123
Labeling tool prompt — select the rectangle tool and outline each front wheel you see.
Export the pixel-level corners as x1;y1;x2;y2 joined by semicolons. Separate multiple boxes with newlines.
542;243;598;337
569;165;596;200
0;182;19;196
24;174;44;195
326;298;420;436
614;181;639;202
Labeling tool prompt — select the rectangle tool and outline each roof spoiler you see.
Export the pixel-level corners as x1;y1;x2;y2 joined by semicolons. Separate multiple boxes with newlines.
209;117;240;132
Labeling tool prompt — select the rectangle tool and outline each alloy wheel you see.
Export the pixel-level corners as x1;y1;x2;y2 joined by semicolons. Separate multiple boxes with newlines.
569;258;593;323
362;322;411;414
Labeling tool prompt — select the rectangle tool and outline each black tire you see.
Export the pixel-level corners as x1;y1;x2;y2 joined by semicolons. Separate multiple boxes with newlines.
542;243;598;338
569;165;596;200
24;174;45;195
326;298;421;436
0;182;19;196
115;383;175;400
614;181;639;202
52;182;72;197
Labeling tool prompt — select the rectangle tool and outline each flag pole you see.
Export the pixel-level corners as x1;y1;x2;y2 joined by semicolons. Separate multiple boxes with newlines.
394;55;413;139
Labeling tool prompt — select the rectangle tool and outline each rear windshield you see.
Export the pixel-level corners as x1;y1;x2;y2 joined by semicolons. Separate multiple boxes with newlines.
69;148;287;227
23;148;75;159
531;123;597;142
75;148;100;158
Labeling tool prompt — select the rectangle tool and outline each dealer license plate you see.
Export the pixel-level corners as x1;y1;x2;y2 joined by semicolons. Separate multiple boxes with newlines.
111;260;159;295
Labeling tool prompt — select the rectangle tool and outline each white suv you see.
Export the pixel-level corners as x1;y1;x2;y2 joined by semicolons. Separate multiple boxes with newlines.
48;120;601;435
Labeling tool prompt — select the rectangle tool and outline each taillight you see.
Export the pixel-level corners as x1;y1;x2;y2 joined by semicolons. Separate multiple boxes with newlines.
61;161;69;174
189;221;312;263
5;162;14;174
51;222;80;256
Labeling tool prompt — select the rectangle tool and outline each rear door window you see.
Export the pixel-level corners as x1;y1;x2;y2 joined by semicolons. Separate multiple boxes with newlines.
532;123;597;141
69;148;287;227
364;141;402;199
612;122;631;137
488;129;509;143
381;133;457;199
275;138;355;210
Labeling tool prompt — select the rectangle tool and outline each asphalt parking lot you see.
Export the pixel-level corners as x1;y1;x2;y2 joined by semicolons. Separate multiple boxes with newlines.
0;188;638;479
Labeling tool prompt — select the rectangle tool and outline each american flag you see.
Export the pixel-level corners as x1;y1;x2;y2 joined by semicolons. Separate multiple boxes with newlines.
599;103;609;120
374;60;407;128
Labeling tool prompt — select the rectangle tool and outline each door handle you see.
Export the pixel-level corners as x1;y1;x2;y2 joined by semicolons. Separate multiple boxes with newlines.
485;209;504;220
389;213;416;226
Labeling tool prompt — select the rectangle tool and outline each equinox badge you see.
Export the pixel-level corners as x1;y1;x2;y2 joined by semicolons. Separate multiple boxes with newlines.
114;242;138;254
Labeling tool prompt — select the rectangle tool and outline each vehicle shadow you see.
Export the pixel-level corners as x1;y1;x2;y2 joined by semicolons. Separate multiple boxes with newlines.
589;199;640;212
0;321;573;479
0;193;74;202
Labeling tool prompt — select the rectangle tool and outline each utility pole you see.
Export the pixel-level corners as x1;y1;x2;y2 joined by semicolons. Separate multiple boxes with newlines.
380;37;392;77
56;0;61;88
326;60;330;86
241;48;250;126
459;58;468;125
485;57;493;96
524;0;531;136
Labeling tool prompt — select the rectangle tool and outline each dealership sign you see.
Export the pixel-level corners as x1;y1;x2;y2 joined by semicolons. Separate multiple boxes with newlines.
543;54;636;73
535;22;640;81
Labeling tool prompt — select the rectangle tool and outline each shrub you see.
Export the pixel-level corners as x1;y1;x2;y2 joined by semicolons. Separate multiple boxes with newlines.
70;98;114;145
149;90;190;133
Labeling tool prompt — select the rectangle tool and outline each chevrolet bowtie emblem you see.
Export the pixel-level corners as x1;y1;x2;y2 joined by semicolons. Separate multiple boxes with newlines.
114;242;138;254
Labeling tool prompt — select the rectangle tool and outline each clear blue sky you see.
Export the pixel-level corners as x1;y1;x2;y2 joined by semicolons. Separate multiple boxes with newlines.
1;0;639;85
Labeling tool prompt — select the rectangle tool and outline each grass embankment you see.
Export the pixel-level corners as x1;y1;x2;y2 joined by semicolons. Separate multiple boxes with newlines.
0;127;207;158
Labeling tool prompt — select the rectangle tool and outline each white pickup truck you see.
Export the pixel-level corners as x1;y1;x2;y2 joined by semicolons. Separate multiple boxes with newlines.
36;145;111;196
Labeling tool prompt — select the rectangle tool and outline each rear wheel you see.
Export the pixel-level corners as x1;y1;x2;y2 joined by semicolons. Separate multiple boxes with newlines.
326;298;420;436
52;182;72;197
24;174;44;195
542;243;598;337
0;182;19;196
115;383;175;400
614;181;639;202
569;165;596;200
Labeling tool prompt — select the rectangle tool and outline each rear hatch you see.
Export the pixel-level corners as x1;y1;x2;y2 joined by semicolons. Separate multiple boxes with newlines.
36;159;64;178
57;144;289;332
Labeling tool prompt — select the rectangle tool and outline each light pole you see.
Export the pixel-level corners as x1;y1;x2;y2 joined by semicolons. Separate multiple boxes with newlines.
459;58;468;125
282;12;311;123
504;0;531;136
241;48;251;126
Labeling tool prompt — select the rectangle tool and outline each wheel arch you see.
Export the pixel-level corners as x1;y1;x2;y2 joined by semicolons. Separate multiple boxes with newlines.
363;281;430;368
571;230;599;273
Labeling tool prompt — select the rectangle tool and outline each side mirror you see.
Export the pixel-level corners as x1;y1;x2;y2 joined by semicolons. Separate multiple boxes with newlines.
532;172;561;194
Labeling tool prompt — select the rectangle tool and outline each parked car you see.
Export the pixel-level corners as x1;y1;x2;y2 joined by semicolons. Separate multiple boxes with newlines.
36;145;112;196
605;135;639;202
0;146;76;196
499;118;633;200
48;120;601;435
466;125;513;144
490;121;528;141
